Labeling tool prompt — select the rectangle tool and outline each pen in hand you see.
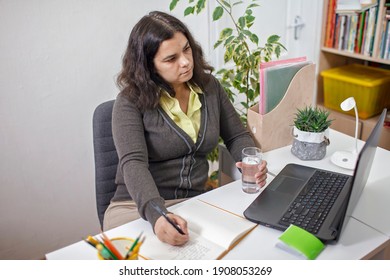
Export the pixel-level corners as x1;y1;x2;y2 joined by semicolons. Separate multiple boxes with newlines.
150;201;185;235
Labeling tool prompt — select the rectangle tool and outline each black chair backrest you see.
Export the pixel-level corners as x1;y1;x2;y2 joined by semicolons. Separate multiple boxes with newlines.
92;100;118;228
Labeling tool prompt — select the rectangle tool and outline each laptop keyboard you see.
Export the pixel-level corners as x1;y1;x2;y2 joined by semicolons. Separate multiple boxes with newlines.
279;170;349;234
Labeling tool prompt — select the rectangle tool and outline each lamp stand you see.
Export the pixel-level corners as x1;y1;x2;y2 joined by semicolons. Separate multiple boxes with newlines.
330;151;358;170
330;97;359;170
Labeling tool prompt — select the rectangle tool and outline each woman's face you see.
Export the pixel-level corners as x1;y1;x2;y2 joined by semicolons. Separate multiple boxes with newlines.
153;32;194;88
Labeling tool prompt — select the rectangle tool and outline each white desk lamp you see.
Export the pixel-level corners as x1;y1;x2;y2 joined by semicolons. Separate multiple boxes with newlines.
330;97;359;170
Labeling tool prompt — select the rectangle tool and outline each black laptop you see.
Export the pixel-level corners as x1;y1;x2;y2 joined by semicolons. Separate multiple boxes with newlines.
244;108;387;243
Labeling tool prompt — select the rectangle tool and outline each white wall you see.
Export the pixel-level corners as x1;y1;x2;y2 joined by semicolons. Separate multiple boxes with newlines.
0;0;320;259
0;0;210;260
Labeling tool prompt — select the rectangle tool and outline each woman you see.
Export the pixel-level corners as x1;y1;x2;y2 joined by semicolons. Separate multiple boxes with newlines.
104;11;267;246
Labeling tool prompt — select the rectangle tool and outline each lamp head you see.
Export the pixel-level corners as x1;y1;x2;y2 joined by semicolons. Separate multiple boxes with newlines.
340;97;356;112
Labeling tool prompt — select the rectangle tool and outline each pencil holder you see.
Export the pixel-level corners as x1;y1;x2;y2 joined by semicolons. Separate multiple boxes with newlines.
97;237;138;260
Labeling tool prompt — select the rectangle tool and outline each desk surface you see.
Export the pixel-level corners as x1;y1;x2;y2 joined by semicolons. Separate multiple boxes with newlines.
46;130;390;260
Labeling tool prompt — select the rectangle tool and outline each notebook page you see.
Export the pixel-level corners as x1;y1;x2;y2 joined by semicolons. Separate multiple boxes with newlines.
173;199;257;250
139;231;224;260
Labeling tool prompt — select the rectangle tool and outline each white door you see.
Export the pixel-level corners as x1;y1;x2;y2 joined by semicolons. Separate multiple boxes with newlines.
283;0;323;63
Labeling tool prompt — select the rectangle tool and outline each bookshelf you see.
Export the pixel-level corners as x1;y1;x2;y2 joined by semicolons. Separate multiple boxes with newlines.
318;0;390;150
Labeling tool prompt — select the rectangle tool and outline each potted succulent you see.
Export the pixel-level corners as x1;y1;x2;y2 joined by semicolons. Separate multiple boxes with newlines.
291;106;333;160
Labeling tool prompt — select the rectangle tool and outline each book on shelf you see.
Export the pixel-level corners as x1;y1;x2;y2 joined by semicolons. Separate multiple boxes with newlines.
347;13;359;52
336;0;362;12
338;15;347;50
137;199;258;260
336;0;378;13
378;1;390;59
355;10;367;53
325;0;337;47
324;0;379;56
343;14;352;50
363;5;378;56
360;9;370;53
382;20;390;59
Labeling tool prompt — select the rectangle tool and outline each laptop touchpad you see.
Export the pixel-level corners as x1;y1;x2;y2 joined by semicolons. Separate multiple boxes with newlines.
269;175;303;196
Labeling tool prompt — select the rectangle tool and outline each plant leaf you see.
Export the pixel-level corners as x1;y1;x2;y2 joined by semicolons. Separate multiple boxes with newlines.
275;42;288;51
196;0;206;14
220;27;233;39
242;29;252;37
267;34;280;43
232;1;243;7
224;45;234;63
213;6;224;21
275;45;281;57
250;33;259;45
221;0;232;9
245;15;255;27
224;35;235;47
213;39;224;49
293;106;333;132
241;101;249;109
238;16;246;29
184;6;195;16
248;3;260;9
169;0;180;11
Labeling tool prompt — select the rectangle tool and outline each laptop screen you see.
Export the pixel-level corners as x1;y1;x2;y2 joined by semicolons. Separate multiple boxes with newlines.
337;108;387;240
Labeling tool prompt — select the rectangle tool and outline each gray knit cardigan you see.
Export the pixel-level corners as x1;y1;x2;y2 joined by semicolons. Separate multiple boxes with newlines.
111;75;255;228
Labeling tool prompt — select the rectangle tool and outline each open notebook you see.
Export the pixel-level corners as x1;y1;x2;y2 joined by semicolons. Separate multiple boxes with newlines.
138;199;257;260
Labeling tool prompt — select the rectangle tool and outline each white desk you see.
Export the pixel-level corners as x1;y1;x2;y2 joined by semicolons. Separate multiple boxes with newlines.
46;130;390;260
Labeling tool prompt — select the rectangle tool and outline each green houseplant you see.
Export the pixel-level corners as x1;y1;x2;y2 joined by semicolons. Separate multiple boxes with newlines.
291;106;333;160
169;0;286;164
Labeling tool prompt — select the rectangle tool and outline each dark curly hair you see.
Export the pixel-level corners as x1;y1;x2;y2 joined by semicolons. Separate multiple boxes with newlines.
116;11;213;111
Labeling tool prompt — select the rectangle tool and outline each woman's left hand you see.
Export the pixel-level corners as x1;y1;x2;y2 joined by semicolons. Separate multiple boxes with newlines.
236;160;268;188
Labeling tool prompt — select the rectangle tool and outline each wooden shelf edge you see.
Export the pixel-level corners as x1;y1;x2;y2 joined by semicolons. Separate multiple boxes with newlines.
321;47;390;65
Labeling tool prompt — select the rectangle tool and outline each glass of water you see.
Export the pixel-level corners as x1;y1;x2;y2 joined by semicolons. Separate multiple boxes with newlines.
241;147;262;194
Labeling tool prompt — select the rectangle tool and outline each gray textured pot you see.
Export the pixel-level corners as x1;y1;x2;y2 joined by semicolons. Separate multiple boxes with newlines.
291;127;330;160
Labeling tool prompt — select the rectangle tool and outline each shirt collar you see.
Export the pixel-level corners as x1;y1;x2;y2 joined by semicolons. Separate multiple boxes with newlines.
160;82;203;98
159;83;203;113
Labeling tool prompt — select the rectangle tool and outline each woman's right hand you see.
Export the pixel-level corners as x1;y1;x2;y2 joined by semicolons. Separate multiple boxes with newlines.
154;213;189;246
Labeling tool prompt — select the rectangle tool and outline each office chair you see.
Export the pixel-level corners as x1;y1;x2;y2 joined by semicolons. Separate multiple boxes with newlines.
92;100;118;229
